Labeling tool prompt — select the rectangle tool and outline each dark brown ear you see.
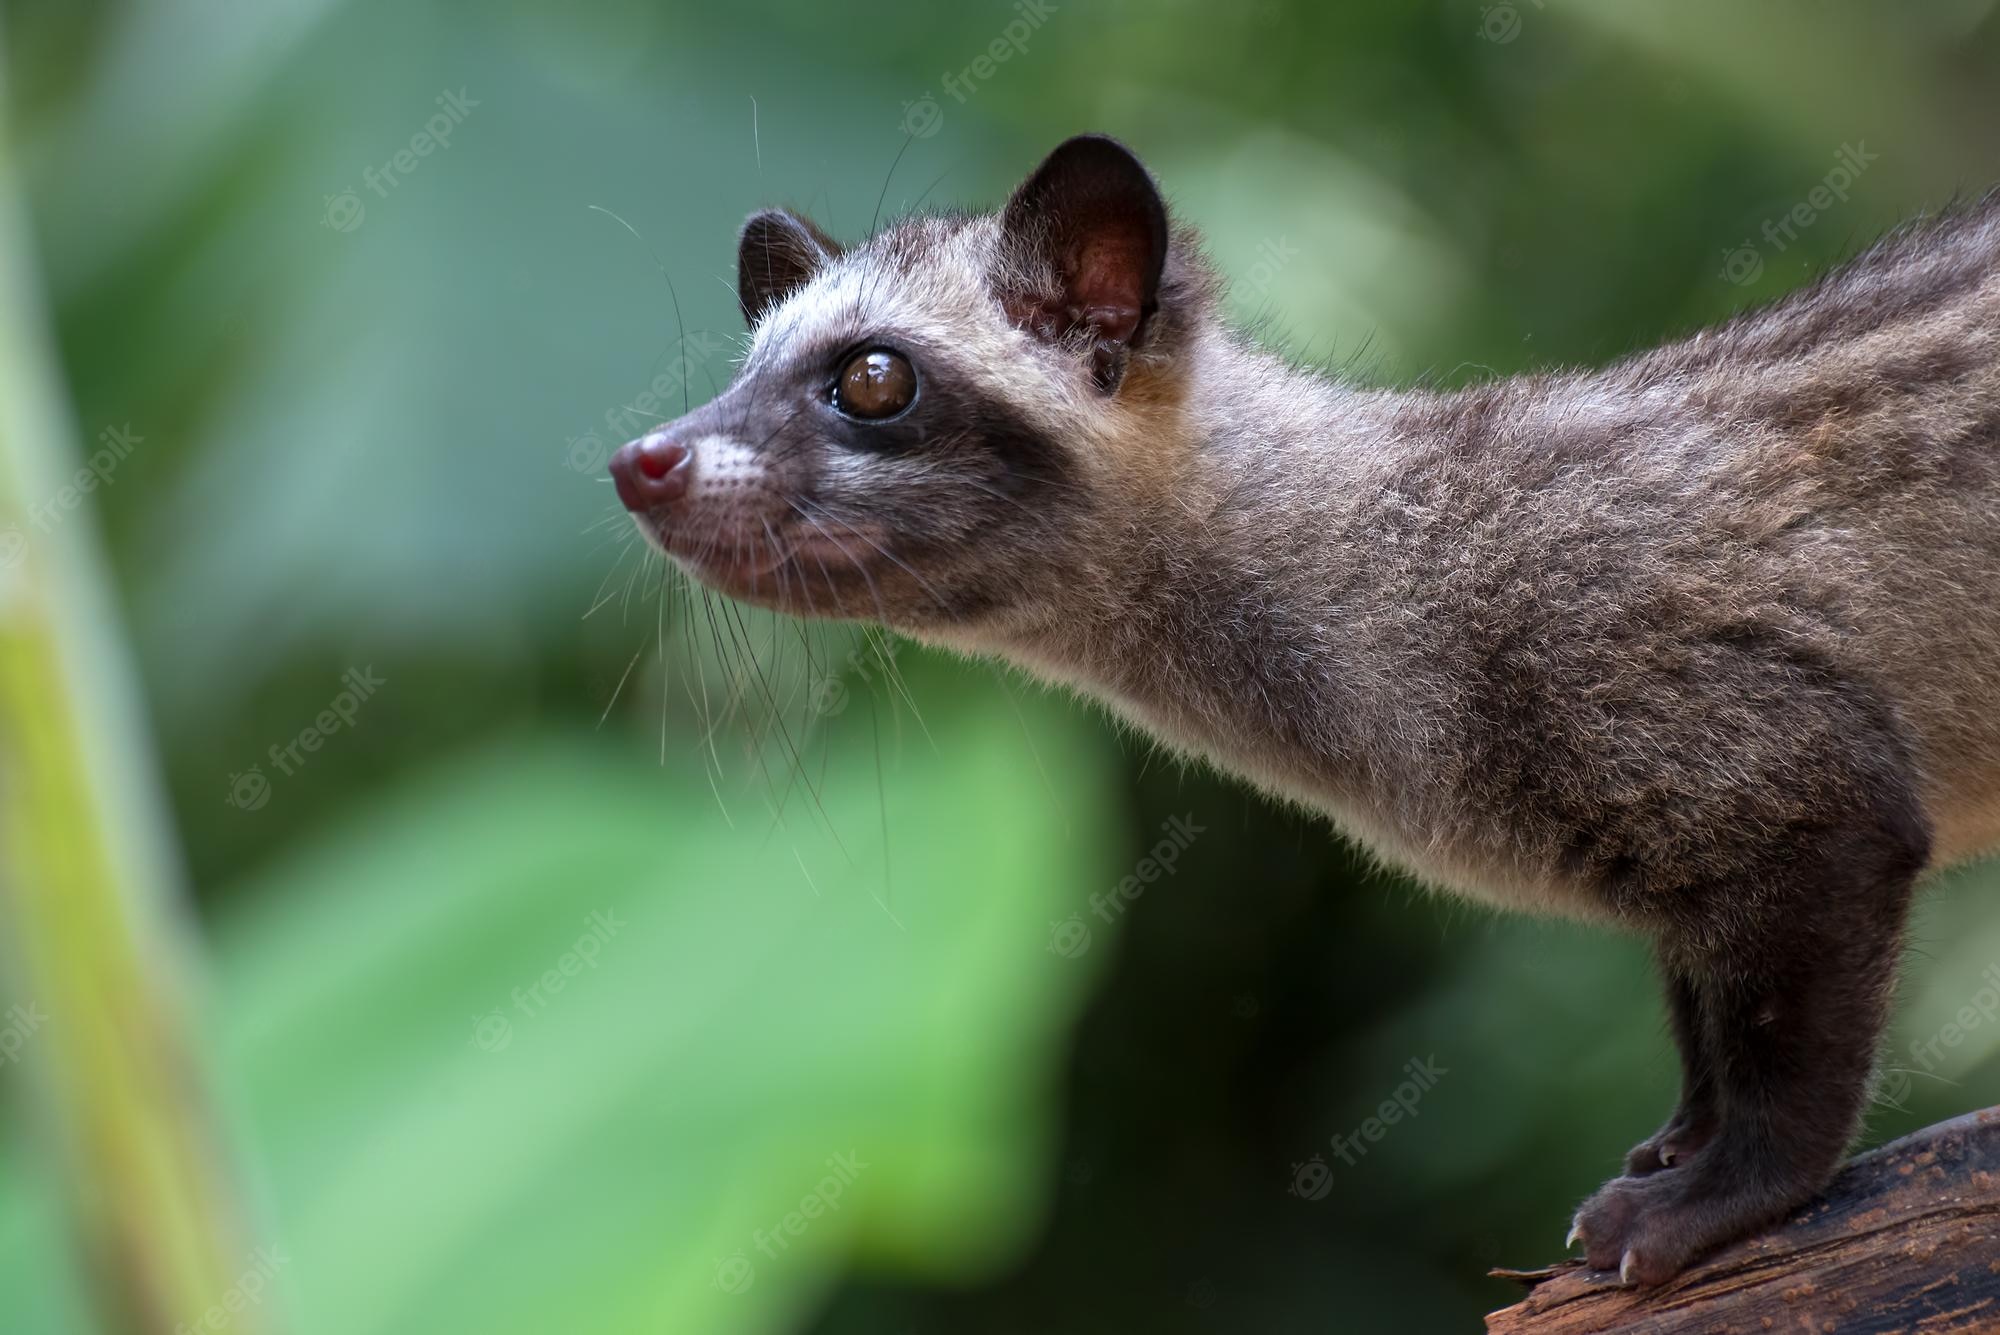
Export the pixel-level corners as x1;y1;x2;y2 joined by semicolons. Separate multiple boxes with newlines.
737;209;842;325
999;134;1169;391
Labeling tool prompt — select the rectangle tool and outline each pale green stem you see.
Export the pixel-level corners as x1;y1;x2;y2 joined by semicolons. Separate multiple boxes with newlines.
0;28;279;1335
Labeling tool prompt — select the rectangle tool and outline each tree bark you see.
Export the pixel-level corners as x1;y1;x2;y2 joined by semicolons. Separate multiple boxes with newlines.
1487;1108;2000;1334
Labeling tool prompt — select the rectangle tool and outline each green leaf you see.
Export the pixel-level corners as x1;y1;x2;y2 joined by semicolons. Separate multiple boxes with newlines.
202;687;1118;1334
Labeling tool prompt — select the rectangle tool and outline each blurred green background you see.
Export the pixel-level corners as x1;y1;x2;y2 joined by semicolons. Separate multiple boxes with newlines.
4;1;2000;1331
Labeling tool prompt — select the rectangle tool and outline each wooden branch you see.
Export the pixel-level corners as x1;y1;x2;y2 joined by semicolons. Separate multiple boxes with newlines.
1487;1108;2000;1334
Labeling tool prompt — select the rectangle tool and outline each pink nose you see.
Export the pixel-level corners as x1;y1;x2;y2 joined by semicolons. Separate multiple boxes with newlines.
609;434;689;512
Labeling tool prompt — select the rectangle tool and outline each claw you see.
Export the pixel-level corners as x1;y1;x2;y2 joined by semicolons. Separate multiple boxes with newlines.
1565;1221;1583;1250
1657;1145;1676;1167
1620;1249;1638;1286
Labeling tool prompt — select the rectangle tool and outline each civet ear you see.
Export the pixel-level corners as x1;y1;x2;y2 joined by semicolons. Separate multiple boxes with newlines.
998;134;1169;391
737;209;843;326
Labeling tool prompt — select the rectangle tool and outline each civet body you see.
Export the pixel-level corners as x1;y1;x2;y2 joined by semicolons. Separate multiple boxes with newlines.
608;136;2000;1284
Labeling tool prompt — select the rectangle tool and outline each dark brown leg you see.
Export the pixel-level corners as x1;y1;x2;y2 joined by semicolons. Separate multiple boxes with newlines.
1624;968;1718;1176
1571;798;1927;1285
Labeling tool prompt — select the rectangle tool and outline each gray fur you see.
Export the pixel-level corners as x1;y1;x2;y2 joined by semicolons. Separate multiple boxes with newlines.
620;141;2000;1281
934;196;2000;915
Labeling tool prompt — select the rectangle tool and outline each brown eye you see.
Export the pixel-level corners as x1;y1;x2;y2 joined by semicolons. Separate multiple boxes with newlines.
832;349;917;420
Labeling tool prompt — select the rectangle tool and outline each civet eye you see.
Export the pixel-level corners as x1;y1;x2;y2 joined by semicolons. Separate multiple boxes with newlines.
831;348;917;420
